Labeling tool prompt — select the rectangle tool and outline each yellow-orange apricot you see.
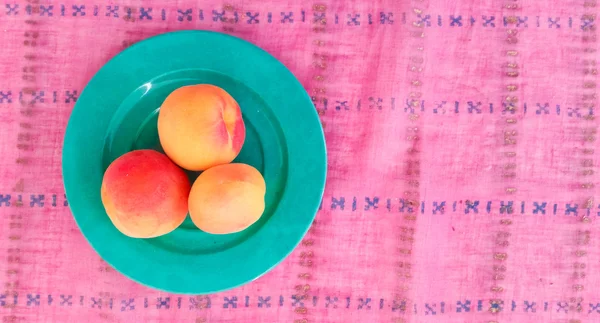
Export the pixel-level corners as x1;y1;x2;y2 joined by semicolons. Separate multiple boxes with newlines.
100;149;190;238
189;163;266;234
157;84;245;171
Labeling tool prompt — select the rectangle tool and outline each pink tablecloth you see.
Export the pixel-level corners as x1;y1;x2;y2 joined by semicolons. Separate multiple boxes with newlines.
0;0;599;322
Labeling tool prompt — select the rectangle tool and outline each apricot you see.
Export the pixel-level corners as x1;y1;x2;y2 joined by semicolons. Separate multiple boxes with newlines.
157;84;246;171
100;149;191;238
189;163;266;234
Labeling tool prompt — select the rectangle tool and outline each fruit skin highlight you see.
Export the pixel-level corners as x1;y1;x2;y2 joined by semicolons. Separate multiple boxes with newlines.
189;163;266;235
157;84;246;171
101;149;191;238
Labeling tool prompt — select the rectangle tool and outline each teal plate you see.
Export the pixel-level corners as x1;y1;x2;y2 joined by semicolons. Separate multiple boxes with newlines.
62;30;326;294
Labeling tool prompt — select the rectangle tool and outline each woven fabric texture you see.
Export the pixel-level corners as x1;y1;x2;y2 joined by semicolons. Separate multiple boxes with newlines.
0;0;599;322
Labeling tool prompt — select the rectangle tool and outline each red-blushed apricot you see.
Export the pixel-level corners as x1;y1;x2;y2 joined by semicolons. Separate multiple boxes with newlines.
157;84;245;171
100;149;190;238
189;163;266;234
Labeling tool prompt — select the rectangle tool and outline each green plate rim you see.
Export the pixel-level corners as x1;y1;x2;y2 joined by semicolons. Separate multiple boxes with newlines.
62;30;327;294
